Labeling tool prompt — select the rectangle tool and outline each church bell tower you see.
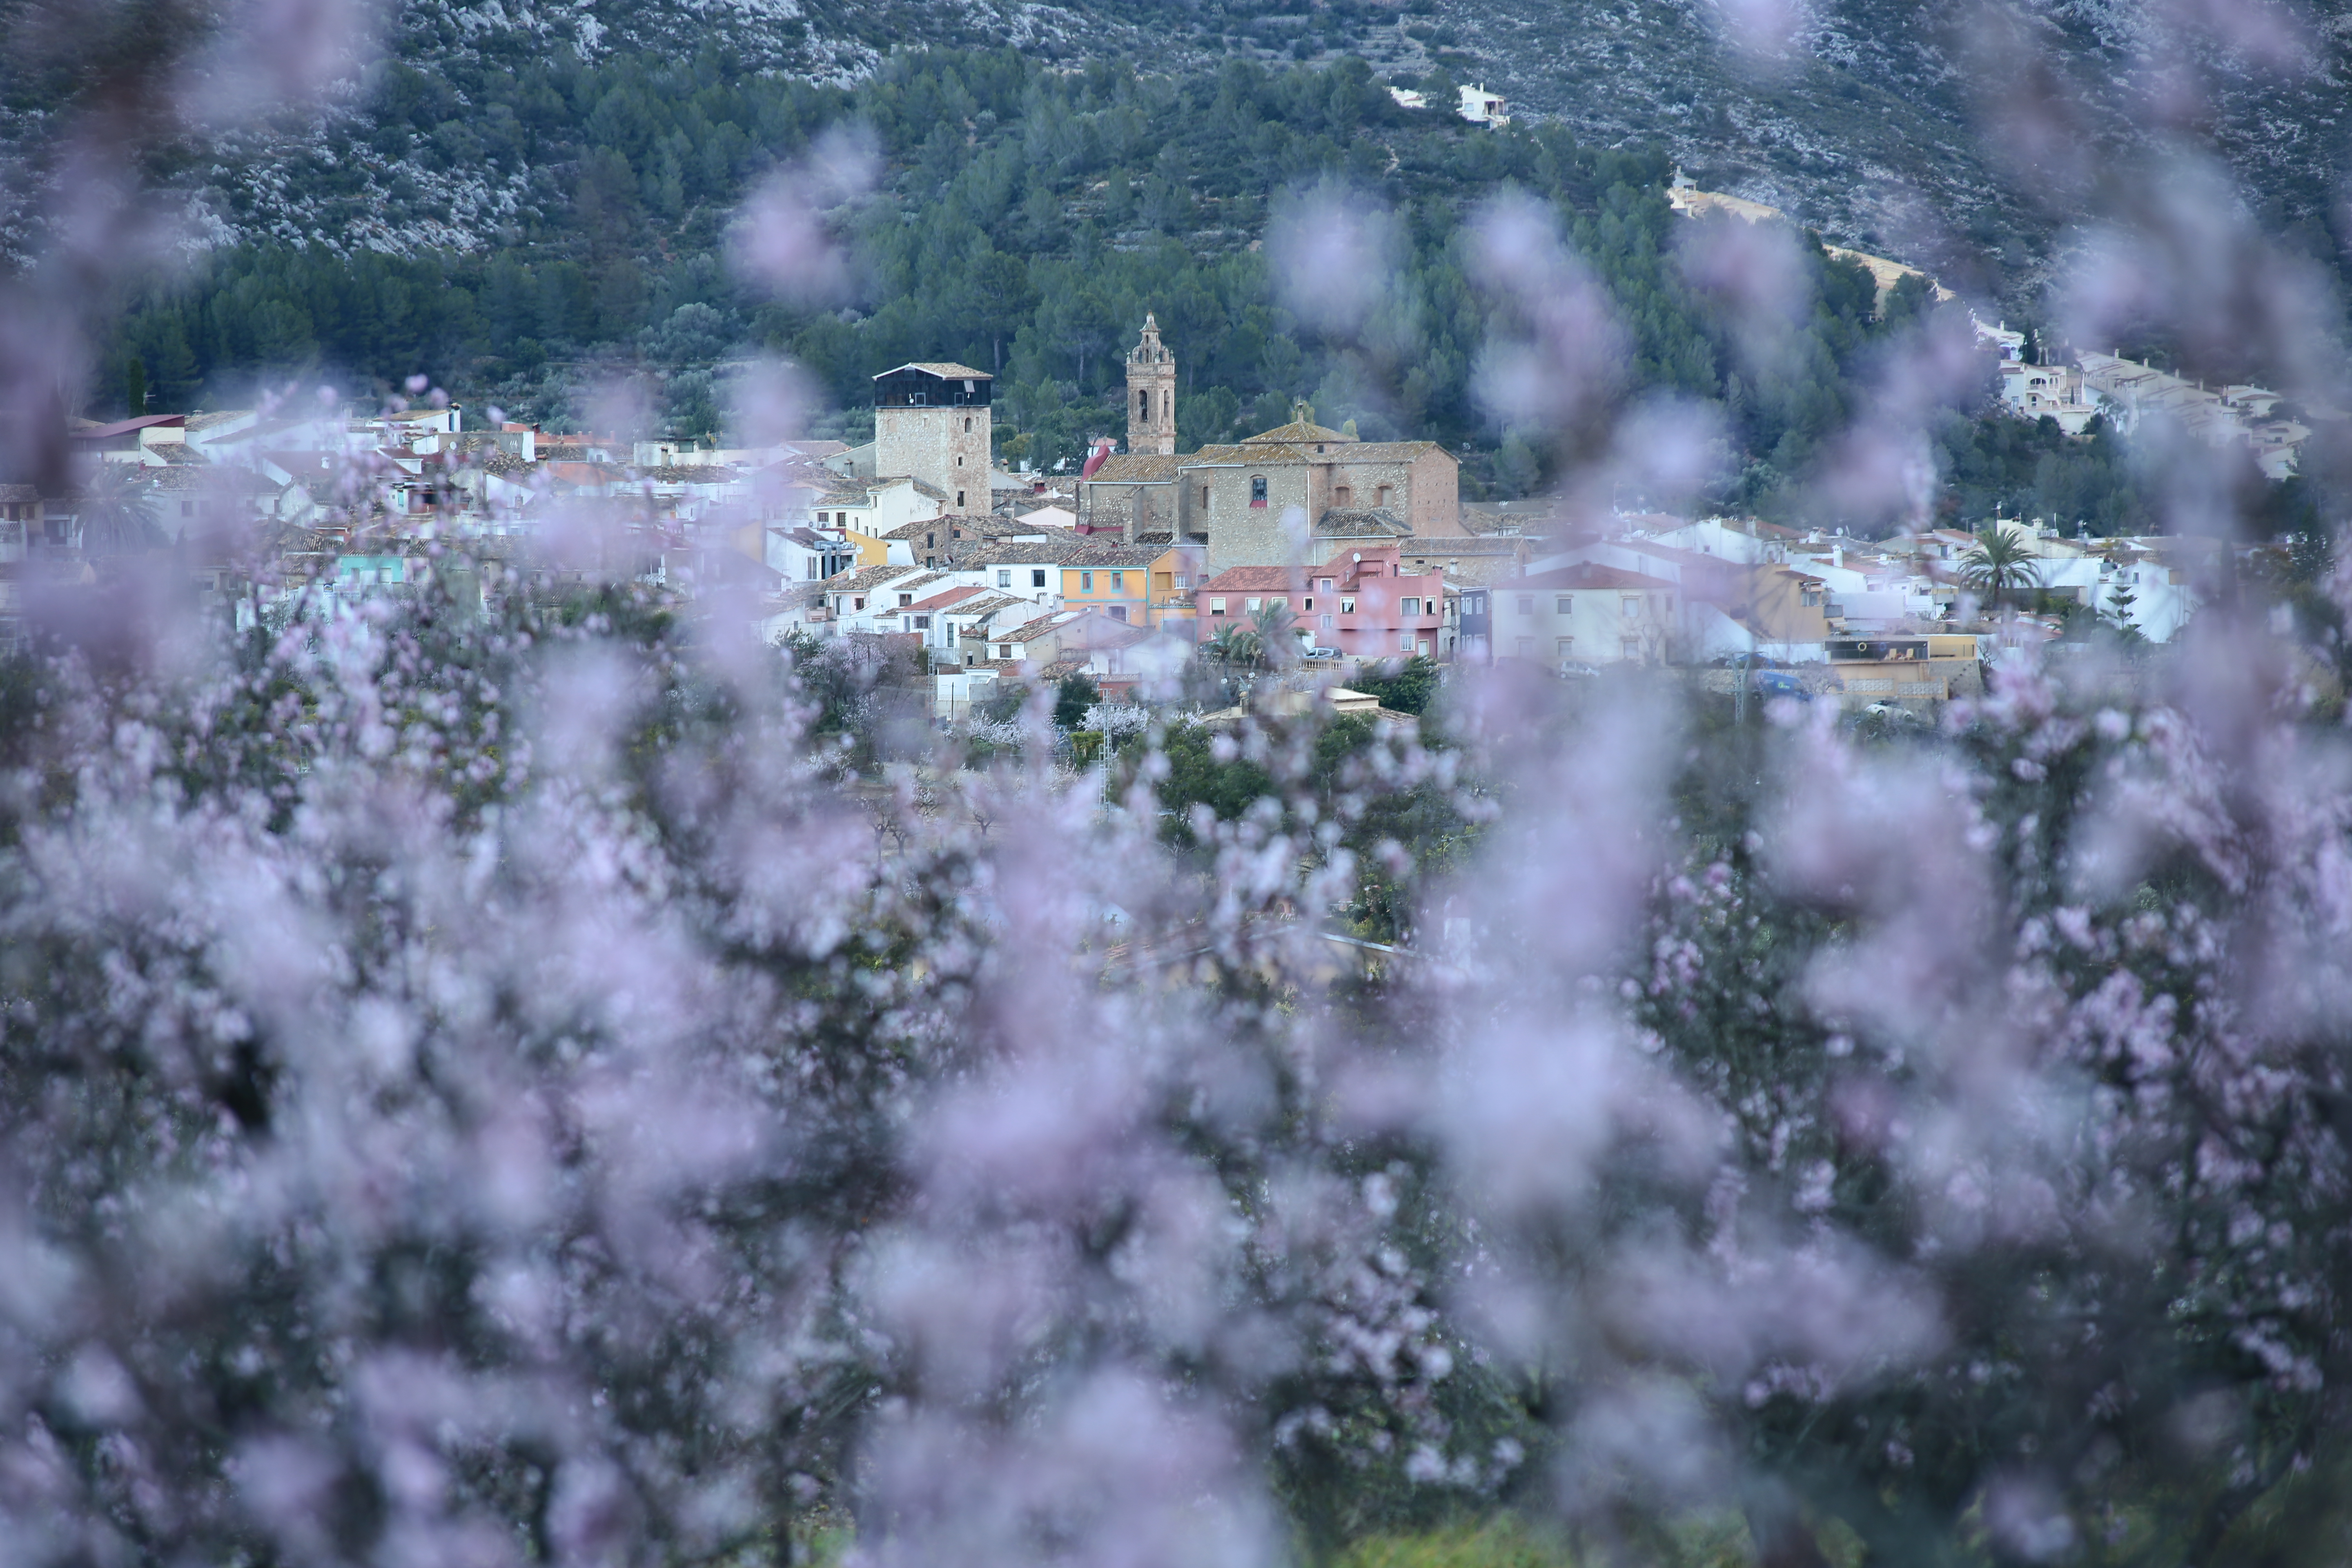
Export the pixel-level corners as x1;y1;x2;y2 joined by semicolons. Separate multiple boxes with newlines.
1125;313;1176;457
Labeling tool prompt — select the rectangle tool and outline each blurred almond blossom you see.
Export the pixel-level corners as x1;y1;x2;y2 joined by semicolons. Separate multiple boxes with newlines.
6;0;2352;1564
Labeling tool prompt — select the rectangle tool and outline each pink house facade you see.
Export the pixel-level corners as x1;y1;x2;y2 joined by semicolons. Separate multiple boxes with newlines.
1194;546;1445;660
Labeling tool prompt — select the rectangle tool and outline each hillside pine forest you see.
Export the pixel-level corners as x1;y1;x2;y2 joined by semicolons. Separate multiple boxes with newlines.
88;45;2339;534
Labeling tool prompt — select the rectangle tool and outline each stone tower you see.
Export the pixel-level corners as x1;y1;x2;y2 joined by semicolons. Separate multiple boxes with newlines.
872;363;993;512
1125;313;1176;457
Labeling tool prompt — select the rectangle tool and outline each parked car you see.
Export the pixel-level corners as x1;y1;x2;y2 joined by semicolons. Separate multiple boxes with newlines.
1557;662;1600;680
1753;670;1809;699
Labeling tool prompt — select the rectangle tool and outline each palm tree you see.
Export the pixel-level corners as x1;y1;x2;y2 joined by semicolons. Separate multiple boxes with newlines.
1251;598;1298;666
73;462;164;561
1959;525;2043;607
1206;621;1262;681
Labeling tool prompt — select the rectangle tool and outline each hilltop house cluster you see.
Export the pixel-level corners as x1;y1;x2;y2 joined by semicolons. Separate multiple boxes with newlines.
6;314;2241;712
1972;320;2310;480
1662;175;2312;483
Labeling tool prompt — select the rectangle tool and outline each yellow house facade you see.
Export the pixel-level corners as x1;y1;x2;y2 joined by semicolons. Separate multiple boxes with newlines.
1059;541;1208;631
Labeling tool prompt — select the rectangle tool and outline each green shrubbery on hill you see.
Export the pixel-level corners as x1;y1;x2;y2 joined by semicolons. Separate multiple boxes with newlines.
98;46;2194;528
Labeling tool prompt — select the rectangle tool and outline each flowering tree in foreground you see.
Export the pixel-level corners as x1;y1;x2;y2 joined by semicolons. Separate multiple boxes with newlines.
7;1;2352;1564
1;572;2350;1568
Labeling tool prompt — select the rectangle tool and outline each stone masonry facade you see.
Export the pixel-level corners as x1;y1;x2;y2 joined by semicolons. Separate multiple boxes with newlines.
873;363;993;514
1079;322;1468;571
1126;314;1177;458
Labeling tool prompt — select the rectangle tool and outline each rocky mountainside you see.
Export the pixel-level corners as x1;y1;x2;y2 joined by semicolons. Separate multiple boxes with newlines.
388;0;1185;80
369;0;2352;290
7;0;2348;311
1417;0;2352;299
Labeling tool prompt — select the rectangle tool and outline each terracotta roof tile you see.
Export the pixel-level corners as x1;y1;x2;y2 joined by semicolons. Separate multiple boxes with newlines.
819;564;925;593
1085;454;1182;483
1062;543;1166;568
1199;565;1300;592
1241;419;1355;444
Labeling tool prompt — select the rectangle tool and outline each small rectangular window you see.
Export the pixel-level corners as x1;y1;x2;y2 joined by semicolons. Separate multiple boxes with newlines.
1246;597;1262;612
1319;579;1333;592
1400;632;1414;651
1302;597;1314;612
1517;595;1534;615
900;593;913;606
1320;614;1333;630
1376;485;1392;508
1340;598;1355;614
1032;569;1047;588
998;644;1012;658
1402;597;1419;617
914;615;931;629
1622;638;1641;660
1210;597;1227;615
998;570;1011;587
1621;597;1640;617
1556;596;1572;614
1199;484;1210;507
1250;476;1268;506
1557;637;1575;656
1082;571;1094;592
1334;486;1352;508
1110;571;1124;593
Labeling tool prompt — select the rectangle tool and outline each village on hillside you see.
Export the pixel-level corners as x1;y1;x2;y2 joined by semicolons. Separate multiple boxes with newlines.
8;310;2276;724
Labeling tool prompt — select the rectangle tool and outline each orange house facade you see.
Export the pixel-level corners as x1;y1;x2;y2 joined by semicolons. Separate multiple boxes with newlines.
1060;541;1206;631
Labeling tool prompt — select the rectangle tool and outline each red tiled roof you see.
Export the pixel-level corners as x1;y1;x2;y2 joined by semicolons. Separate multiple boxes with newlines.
905;584;984;613
1198;565;1300;592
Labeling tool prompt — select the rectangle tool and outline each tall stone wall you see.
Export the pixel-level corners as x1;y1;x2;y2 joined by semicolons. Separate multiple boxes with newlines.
875;405;991;510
